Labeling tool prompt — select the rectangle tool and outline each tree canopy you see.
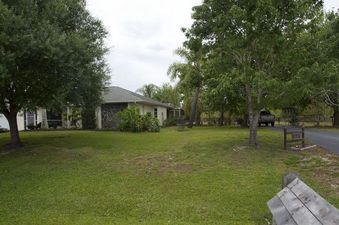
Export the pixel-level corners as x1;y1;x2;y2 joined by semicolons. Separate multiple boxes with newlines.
0;0;108;147
174;0;324;146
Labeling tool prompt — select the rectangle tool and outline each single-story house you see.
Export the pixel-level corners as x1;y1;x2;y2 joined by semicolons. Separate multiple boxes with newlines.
0;86;172;131
97;86;171;129
0;109;63;131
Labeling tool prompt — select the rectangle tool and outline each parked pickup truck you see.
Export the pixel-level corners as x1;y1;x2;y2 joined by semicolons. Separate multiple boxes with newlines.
258;111;275;127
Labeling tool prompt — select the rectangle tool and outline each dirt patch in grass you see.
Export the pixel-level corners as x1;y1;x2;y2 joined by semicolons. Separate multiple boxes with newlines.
288;148;339;196
29;147;94;163
126;155;194;175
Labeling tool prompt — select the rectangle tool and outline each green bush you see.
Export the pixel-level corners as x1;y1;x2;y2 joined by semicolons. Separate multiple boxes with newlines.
117;107;142;132
163;117;177;127
117;107;160;132
149;115;160;132
142;112;153;130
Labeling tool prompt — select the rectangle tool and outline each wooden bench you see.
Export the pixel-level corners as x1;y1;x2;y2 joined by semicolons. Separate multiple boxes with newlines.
267;175;339;225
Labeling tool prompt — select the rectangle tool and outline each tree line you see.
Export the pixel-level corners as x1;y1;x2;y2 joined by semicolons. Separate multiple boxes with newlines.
1;0;339;149
166;0;339;147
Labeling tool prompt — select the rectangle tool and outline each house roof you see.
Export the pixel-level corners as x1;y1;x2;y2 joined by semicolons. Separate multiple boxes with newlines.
102;86;171;108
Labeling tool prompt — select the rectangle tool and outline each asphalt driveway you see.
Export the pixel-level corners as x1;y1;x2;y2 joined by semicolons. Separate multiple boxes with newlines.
271;127;339;155
304;129;339;155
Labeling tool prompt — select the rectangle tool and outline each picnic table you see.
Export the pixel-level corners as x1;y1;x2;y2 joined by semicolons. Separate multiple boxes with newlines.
267;175;339;225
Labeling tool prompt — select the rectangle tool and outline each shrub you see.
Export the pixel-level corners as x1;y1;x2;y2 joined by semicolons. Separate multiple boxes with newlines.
27;123;36;130
117;107;142;132
163;117;177;127
142;112;153;130
149;115;160;132
118;107;160;132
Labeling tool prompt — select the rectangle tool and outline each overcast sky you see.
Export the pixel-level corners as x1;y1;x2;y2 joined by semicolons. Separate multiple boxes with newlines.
86;0;339;92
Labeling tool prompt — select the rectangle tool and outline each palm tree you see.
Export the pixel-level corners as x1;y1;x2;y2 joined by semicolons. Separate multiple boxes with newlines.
136;84;159;99
167;47;204;128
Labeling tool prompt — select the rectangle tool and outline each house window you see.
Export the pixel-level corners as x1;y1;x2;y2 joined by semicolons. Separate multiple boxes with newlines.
154;108;158;118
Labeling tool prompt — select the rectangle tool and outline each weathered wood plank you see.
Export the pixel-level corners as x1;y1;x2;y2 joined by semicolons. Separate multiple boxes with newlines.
277;188;322;225
267;196;297;225
288;179;339;225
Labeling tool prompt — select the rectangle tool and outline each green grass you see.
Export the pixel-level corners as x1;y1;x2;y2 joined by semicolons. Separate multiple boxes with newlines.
0;127;338;225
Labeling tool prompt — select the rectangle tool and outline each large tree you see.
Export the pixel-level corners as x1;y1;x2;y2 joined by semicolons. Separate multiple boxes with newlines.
137;83;182;109
184;0;323;146
154;83;182;109
0;0;108;147
284;11;339;127
136;84;160;99
168;47;204;128
309;12;339;126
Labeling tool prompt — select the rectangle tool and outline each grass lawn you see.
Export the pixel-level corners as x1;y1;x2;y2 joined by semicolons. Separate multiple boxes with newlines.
0;127;338;225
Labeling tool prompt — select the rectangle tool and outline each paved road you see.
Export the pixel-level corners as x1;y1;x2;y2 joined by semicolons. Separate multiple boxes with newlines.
271;127;339;155
304;129;339;155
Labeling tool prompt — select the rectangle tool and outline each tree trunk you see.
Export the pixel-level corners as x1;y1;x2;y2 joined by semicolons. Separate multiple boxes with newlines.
246;85;259;147
195;110;201;126
333;107;339;127
3;111;22;148
248;111;260;147
188;87;200;128
219;106;224;126
242;114;249;127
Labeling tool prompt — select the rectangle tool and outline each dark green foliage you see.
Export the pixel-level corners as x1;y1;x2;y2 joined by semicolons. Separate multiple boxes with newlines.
282;107;301;126
81;107;96;130
117;107;143;132
141;112;153;130
178;0;324;145
136;84;160;99
117;107;160;132
142;112;160;132
168;48;204;128
137;83;182;109
163;118;177;127
0;0;108;146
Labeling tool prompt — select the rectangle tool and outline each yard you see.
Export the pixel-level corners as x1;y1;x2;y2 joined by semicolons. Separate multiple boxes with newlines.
0;127;338;225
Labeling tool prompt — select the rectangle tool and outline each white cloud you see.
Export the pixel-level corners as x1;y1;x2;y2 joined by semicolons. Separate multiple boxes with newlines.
324;0;339;11
86;0;339;92
86;0;201;92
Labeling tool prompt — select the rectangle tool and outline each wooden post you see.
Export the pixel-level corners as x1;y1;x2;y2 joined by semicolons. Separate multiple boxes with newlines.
282;172;300;188
301;127;305;147
284;128;287;150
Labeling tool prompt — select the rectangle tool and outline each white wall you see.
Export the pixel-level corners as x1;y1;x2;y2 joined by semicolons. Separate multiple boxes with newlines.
0;112;25;131
129;103;167;126
0;114;9;129
17;112;25;131
95;103;168;128
36;108;43;124
96;106;102;129
157;106;167;125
